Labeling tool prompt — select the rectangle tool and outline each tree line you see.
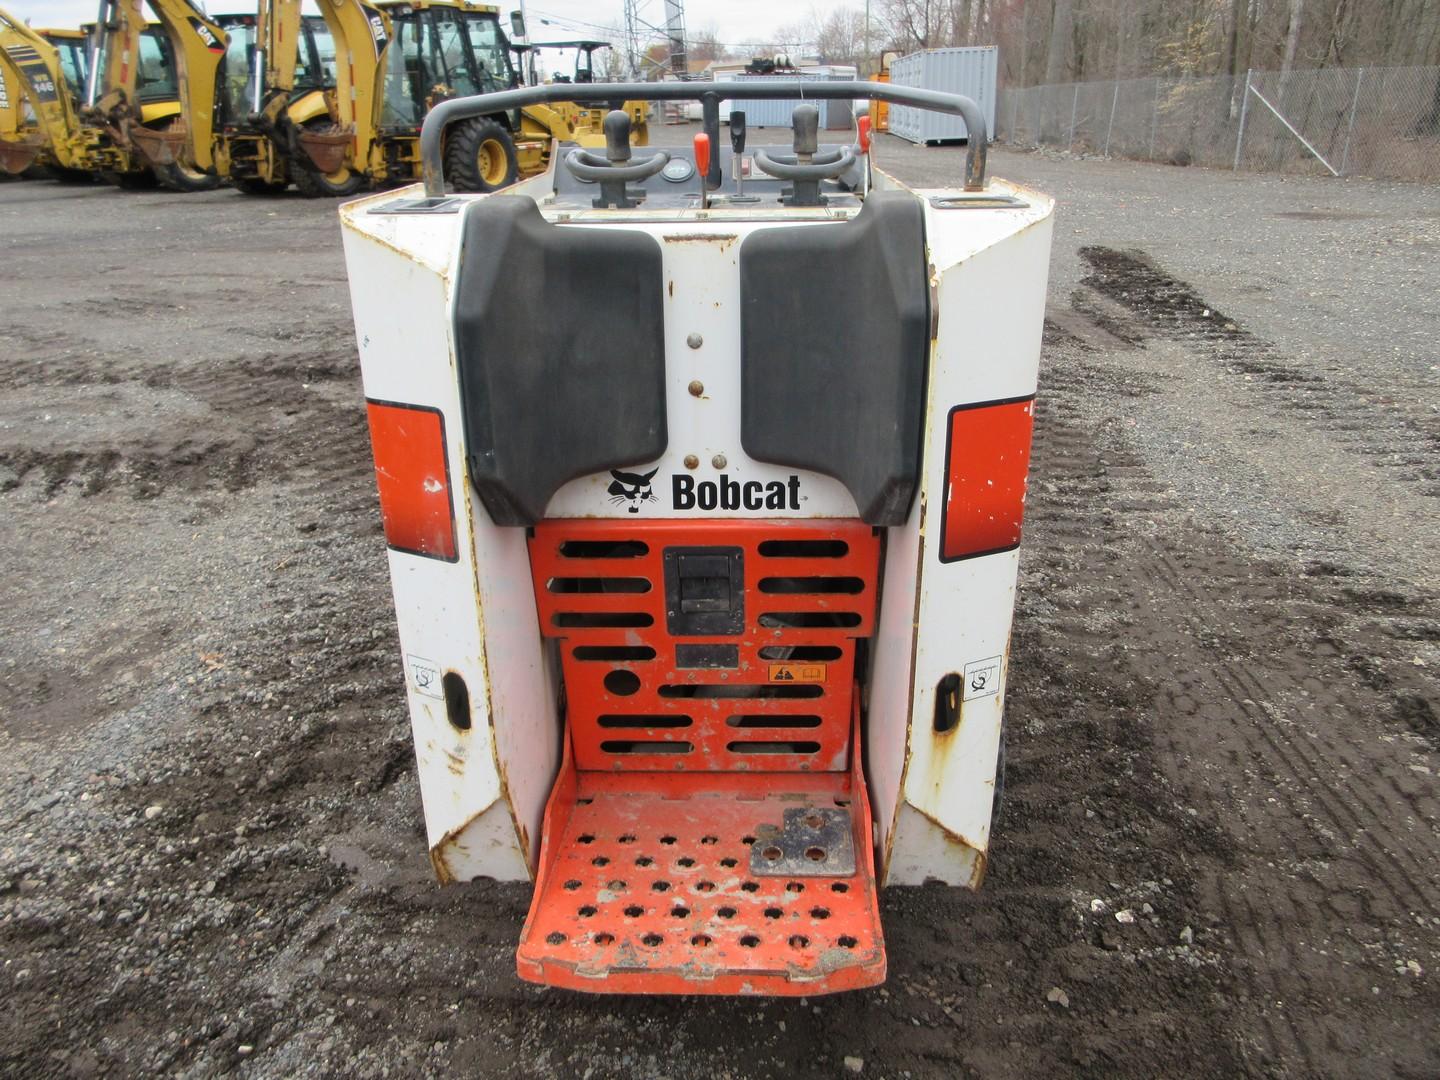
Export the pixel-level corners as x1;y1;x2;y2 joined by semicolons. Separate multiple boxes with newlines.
754;0;1440;86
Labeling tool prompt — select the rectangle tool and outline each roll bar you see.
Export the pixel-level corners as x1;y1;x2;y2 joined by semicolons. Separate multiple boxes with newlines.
419;81;989;198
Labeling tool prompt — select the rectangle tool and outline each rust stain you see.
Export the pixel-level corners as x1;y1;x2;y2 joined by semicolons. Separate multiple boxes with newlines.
429;843;455;885
911;803;988;883
663;233;739;249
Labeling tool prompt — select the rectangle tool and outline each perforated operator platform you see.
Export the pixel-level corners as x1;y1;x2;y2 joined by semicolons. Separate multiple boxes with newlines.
519;520;886;993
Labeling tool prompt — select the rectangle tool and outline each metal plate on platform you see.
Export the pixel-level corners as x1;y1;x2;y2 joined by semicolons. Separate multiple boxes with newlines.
749;807;855;877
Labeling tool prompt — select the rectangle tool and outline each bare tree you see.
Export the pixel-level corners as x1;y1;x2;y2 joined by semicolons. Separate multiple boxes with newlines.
690;25;725;63
815;8;869;65
1044;0;1074;83
852;0;1438;90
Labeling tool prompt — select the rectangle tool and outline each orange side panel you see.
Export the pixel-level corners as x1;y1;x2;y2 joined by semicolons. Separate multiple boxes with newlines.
528;519;880;774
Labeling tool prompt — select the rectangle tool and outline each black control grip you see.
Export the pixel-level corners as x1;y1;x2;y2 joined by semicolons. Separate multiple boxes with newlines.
729;110;746;155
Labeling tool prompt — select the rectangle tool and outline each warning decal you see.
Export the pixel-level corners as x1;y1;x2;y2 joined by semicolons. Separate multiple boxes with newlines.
408;654;443;699
768;663;827;683
962;655;1002;701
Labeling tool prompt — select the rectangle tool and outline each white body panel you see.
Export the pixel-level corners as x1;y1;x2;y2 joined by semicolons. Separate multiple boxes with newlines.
340;160;1053;887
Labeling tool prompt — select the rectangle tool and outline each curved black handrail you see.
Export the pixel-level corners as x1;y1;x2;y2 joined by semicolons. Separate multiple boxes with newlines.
419;80;989;197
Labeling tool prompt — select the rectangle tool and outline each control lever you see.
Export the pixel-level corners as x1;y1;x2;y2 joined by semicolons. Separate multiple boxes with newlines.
693;132;710;210
793;102;819;161
729;110;746;197
751;104;854;208
604;108;631;164
561;109;669;208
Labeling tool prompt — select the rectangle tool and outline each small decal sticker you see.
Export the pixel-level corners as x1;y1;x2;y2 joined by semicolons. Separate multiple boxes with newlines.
408;655;442;698
608;468;659;513
769;663;827;683
962;656;1002;701
188;17;225;52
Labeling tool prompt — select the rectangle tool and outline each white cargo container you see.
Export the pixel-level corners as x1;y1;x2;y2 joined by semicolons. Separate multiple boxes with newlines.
888;47;998;143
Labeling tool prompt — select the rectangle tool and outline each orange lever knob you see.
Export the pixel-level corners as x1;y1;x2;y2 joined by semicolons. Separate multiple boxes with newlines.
693;132;711;181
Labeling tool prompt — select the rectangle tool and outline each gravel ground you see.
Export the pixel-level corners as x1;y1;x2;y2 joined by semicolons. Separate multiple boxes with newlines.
0;138;1436;1079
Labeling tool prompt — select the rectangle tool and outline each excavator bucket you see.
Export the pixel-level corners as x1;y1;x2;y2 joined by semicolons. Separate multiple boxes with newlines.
340;83;1053;995
128;120;184;167
296;125;352;174
0;133;41;173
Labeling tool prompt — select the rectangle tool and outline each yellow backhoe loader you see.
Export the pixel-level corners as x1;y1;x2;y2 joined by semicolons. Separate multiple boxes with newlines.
516;39;648;145
84;0;226;191
211;6;334;194
0;24;40;175
271;0;639;197
0;9;134;180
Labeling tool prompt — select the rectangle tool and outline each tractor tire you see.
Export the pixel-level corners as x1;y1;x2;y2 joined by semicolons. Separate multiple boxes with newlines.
148;119;220;192
292;162;364;197
155;160;220;192
51;166;96;184
290;120;366;198
234;177;289;196
445;117;519;193
103;169;161;190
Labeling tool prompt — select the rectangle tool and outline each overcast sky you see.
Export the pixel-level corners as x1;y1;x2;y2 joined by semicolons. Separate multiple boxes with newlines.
3;0;838;51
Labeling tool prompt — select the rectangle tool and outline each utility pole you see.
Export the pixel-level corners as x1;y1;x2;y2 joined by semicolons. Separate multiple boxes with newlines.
864;0;872;77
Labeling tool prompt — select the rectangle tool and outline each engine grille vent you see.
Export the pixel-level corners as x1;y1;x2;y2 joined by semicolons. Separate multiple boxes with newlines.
529;520;880;773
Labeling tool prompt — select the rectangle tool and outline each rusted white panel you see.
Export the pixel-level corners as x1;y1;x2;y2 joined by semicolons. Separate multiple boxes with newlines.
341;212;556;882
868;186;1055;887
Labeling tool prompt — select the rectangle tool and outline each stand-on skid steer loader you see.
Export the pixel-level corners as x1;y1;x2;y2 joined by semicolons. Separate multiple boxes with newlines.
341;82;1053;994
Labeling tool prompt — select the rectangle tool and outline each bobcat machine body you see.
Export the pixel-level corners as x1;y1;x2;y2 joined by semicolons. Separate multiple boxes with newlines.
340;82;1053;994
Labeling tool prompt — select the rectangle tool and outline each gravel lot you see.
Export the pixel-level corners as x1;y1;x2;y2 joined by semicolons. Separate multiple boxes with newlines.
1;136;1436;1079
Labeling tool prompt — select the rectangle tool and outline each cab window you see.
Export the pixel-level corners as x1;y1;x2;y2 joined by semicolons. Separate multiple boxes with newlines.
220;21;255;123
297;19;331;90
463;14;513;92
136;31;178;102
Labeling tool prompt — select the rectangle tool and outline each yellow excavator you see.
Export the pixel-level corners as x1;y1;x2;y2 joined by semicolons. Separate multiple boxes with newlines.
83;0;227;190
0;23;41;175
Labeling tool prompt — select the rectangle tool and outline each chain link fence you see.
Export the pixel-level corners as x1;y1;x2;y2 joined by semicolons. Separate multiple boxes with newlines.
997;65;1440;181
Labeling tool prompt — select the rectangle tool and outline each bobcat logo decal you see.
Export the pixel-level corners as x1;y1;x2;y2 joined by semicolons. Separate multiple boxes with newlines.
608;468;659;513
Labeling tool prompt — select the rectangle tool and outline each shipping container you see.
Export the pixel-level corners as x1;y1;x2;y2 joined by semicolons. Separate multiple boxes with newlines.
720;69;856;130
888;47;998;144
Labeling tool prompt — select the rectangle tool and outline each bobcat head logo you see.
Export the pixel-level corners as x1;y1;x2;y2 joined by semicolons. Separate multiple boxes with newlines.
608;468;659;513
